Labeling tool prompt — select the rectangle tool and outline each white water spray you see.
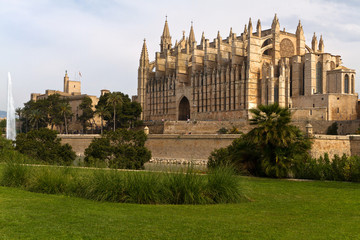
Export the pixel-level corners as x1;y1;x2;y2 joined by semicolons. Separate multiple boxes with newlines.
6;72;16;141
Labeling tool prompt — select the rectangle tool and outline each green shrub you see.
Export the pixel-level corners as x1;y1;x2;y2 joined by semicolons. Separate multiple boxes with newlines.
78;170;126;202
209;104;312;178
125;172;161;204
163;169;208;204
206;167;243;203
15;128;76;165
0;164;245;205
217;127;228;134
0;161;30;187
27;167;73;194
84;129;151;170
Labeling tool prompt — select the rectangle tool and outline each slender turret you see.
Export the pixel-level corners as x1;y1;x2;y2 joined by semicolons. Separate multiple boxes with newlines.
256;19;261;37
318;35;324;53
160;17;172;52
312;32;318;52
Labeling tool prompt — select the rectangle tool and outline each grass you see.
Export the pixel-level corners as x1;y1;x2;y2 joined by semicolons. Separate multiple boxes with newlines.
0;163;244;204
1;176;360;239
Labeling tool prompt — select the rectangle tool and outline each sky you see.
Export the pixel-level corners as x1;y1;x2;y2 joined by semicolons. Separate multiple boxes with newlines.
1;0;360;110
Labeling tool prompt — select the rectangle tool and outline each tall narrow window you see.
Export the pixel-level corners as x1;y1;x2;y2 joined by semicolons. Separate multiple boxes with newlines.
351;75;355;94
344;74;349;94
316;62;322;93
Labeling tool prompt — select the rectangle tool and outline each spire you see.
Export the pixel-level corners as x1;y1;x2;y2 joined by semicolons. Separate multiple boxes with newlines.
271;13;280;31
243;24;248;35
248;18;253;36
162;18;170;38
160;17;172;52
312;32;318;52
318;35;324;53
65;70;68;77
201;31;205;46
189;21;195;45
217;30;221;39
296;20;303;35
140;39;149;64
256;19;261;37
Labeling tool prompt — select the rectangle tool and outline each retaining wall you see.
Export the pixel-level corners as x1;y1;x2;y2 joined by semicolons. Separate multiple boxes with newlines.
58;134;360;163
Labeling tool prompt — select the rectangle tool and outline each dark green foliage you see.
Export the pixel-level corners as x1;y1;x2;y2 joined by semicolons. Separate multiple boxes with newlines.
96;92;142;130
209;104;312;178
217;127;228;134
0;119;6;133
0;164;244;205
15;128;76;165
326;122;338;135
84;129;151;169
19;94;73;133
0;161;29;187
79;96;95;132
0;135;14;152
206;167;243;203
293;153;360;182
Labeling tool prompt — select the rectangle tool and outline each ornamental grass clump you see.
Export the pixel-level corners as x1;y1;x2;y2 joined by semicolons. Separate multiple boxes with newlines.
0;164;245;205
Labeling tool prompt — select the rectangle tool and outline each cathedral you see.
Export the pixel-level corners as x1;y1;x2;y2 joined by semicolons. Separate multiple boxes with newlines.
136;15;357;121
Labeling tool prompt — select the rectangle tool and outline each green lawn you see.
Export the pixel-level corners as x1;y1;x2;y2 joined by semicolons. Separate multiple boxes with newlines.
1;176;360;239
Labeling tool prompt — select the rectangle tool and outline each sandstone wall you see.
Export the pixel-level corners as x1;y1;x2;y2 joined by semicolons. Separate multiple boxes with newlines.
310;135;351;158
58;133;360;163
145;134;239;164
59;134;100;156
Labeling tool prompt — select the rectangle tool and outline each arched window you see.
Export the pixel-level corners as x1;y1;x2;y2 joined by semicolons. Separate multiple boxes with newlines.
316;62;322;93
344;74;349;94
351;75;355;94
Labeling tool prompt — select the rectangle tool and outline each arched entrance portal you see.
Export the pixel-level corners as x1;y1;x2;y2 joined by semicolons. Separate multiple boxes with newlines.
178;97;190;121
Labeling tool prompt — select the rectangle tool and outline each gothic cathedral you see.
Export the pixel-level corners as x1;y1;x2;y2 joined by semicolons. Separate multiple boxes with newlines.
136;15;357;121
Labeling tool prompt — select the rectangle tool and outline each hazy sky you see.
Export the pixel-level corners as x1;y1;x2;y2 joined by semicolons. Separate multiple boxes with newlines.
1;0;360;110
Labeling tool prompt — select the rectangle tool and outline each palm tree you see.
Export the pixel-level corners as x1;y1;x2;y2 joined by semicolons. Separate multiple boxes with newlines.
246;103;311;177
29;109;45;130
59;101;72;134
95;105;108;135
15;107;22;133
106;92;123;132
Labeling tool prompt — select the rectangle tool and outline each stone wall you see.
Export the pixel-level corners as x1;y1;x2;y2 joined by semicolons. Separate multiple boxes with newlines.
162;119;360;135
58;133;360;163
59;134;100;156
145;134;239;164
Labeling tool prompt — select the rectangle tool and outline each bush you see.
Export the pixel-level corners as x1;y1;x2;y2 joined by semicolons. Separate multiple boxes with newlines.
293;153;360;182
217;127;228;134
209;104;312;178
0;164;245;205
84;129;151;170
0;160;30;187
15;128;76;165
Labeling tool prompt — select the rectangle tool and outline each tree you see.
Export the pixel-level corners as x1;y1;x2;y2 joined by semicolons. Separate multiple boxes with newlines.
106;92;123;131
28;109;46;130
58;100;72;134
15;128;76;165
79;96;94;133
15;107;22;133
208;104;311;178
84;129;151;169
96;92;141;131
95;105;108;135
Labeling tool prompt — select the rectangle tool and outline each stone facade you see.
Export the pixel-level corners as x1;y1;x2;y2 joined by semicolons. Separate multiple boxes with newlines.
30;71;109;133
136;15;357;122
59;134;360;163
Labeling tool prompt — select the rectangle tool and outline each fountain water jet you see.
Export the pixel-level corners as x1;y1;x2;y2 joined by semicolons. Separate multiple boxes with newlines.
6;72;16;141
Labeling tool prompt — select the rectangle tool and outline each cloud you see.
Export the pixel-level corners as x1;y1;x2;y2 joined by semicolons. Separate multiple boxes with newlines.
0;0;359;111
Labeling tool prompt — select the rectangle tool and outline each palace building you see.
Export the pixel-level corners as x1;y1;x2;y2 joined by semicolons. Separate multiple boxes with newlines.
136;15;357;121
